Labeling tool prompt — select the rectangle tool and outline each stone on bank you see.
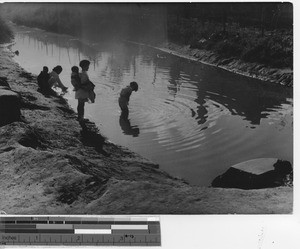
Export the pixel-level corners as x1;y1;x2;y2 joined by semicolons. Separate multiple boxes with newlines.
211;158;293;189
0;88;21;126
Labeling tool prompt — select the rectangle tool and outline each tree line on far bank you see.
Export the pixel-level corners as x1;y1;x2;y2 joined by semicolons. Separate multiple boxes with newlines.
167;3;293;69
0;2;293;69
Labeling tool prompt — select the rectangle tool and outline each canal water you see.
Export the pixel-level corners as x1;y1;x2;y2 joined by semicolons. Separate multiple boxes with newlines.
10;25;293;186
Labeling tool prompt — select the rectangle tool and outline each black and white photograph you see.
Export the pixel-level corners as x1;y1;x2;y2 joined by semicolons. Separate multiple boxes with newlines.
0;1;297;248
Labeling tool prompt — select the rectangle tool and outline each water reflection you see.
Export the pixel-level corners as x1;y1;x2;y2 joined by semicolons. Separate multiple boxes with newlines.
119;115;140;137
164;56;292;127
168;59;182;96
11;24;293;186
23;28;101;65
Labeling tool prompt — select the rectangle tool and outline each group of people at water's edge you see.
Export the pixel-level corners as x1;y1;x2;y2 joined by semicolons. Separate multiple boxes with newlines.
37;60;138;122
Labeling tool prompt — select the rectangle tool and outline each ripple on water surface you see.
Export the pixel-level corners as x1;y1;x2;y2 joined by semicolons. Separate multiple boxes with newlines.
10;25;293;186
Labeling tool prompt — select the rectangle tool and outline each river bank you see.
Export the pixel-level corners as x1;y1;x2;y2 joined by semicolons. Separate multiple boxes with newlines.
132;41;293;87
0;46;293;214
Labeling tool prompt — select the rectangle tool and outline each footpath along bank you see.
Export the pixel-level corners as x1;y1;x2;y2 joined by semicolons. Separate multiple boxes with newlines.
0;46;292;214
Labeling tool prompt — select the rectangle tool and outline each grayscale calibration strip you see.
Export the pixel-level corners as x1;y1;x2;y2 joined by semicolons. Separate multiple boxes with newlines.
0;216;161;246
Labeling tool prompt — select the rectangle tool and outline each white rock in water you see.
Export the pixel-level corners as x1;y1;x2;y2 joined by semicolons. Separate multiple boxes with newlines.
231;158;278;175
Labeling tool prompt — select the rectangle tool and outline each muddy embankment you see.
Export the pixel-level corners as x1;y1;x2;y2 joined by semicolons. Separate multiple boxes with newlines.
0;46;293;215
130;41;293;87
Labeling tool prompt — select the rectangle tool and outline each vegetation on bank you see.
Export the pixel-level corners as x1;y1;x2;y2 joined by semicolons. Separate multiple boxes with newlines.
167;3;293;69
0;16;13;43
172;24;292;69
0;2;293;69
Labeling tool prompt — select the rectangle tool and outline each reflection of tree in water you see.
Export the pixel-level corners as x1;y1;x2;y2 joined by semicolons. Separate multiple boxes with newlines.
17;28;100;66
167;59;182;97
177;61;292;126
105;44;138;84
166;59;207;124
119;116;140;137
153;54;182;96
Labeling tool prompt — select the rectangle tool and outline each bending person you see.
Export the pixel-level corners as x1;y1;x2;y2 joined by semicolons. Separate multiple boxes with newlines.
48;65;68;93
118;81;138;119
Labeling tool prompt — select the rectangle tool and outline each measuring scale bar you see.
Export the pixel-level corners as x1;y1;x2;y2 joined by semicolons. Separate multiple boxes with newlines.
0;216;161;246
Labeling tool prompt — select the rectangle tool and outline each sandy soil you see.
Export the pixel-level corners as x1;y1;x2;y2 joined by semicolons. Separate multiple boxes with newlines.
0;47;293;215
